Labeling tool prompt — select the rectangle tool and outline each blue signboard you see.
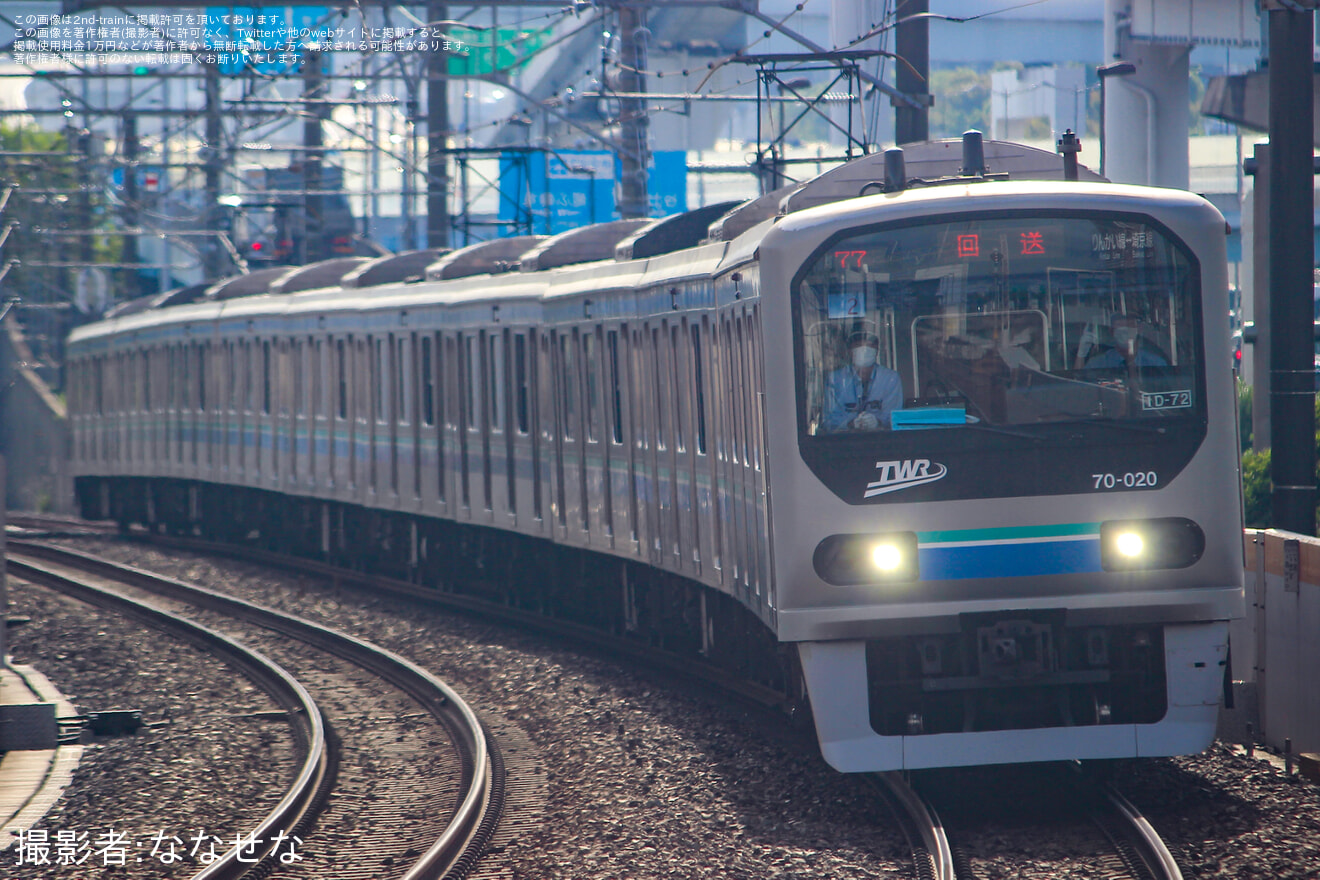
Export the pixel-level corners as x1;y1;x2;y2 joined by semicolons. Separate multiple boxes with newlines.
498;150;688;236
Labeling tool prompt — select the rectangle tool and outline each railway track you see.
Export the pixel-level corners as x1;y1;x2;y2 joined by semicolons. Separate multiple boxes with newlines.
897;762;1185;880
5;517;1183;880
7;538;502;880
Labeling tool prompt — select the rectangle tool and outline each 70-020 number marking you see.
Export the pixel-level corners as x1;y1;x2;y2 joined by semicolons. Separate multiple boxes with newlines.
1092;471;1158;490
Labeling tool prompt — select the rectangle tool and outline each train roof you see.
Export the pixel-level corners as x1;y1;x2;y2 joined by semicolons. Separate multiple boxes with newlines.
340;249;449;288
425;236;546;280
77;135;1112;333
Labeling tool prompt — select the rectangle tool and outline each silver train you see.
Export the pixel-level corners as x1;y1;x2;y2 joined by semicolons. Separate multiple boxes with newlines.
66;137;1244;771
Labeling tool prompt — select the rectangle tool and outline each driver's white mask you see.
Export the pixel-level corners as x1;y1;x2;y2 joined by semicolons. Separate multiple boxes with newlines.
1113;327;1138;348
852;346;878;369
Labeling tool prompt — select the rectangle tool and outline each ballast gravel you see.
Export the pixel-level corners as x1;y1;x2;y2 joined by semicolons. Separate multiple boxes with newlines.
9;536;1320;879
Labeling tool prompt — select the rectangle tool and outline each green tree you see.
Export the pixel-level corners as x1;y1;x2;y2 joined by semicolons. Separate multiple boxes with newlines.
930;67;989;140
1238;392;1320;530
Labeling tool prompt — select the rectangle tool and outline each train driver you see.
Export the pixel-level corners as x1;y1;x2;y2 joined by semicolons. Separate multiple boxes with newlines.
823;330;905;432
1083;313;1169;370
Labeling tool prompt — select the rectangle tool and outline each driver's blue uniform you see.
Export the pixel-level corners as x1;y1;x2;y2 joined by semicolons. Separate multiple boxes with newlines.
823;366;904;431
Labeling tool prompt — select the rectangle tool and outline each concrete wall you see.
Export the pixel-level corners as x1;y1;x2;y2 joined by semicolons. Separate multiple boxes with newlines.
0;315;72;513
1232;530;1320;755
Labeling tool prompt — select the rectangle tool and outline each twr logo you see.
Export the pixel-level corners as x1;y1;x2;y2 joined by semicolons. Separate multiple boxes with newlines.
864;459;949;498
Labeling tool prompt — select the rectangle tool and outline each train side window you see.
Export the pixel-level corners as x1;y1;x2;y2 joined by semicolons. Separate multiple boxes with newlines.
356;338;369;426
262;340;272;415
560;332;577;440
398;335;410;426
309;338;320;418
584;330;600;443
182;344;192;411
652;327;666;451
291;338;303;417
143;348;153;413
747;309;763;471
608;329;624;445
464;334;479;430
421;335;435;427
336;339;348;419
632;329;648;450
373;337;386;424
514;332;529;435
722;320;738;464
198;344;207;413
670;324;685;452
489;331;504;432
692;321;707;455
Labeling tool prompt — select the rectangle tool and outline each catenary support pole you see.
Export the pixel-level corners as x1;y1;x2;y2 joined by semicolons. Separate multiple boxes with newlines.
1267;5;1316;535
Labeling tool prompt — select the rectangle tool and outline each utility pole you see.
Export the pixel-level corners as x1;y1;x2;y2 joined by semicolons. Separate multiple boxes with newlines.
1266;1;1316;535
120;112;140;299
302;50;327;264
616;3;650;219
893;0;929;144
427;0;451;249
203;60;226;278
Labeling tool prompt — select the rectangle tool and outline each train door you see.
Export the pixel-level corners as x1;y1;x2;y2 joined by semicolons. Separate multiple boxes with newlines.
455;331;473;516
690;318;713;580
408;332;423;507
512;329;542;530
559;329;586;541
670;322;698;575
606;327;634;552
221;341;233;479
417;333;438;512
306;337;320;490
631;326;657;563
277;338;295;489
542;331;566;540
354;336;370;500
330;338;348;491
581;326;610;546
473;331;493;518
484;330;505;520
388;334;402;500
653;323;678;571
498;327;520;527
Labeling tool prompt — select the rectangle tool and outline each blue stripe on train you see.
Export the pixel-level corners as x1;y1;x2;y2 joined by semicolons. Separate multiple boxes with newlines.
918;539;1102;580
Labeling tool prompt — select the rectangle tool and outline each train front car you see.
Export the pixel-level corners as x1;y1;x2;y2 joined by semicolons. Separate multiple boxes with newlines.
758;181;1243;771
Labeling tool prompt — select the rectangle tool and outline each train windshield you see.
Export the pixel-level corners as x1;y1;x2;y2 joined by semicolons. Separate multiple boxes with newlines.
794;212;1202;439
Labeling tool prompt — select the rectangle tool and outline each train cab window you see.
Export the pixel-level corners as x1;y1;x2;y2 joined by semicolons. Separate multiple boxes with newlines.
421;336;435;427
792;211;1206;500
795;213;1202;437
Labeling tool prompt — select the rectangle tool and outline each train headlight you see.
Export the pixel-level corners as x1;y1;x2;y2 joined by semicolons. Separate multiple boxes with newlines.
1114;531;1145;559
1100;518;1204;572
814;532;919;585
